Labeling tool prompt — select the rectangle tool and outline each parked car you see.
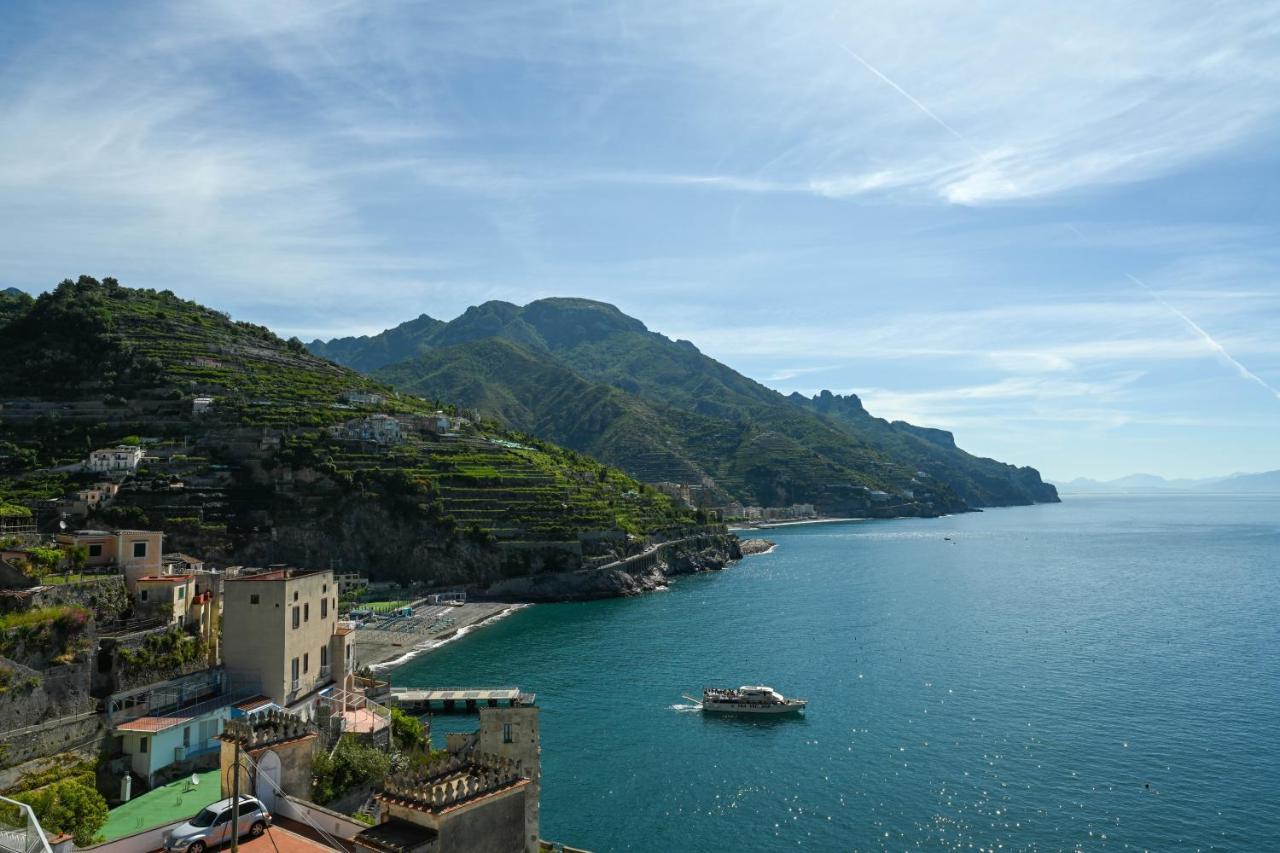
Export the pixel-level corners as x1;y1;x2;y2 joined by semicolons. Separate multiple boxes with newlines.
163;796;271;853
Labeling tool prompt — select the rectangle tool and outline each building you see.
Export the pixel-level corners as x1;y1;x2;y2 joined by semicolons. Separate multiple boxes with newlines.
112;693;235;787
328;414;403;446
720;501;745;519
343;390;386;406
55;528;163;592
357;706;540;853
222;569;356;706
87;445;144;474
136;575;196;625
220;710;321;811
334;572;368;594
163;552;205;574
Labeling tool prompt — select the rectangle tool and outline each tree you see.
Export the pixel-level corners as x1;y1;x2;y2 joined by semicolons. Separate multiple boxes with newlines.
15;780;109;846
62;544;88;579
25;546;62;580
390;707;426;752
311;737;391;805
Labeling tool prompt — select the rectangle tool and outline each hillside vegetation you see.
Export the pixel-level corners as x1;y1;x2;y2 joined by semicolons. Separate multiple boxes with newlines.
315;297;1057;515
0;278;701;586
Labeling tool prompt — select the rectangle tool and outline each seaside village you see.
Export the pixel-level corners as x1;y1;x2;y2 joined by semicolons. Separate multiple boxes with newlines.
0;439;576;853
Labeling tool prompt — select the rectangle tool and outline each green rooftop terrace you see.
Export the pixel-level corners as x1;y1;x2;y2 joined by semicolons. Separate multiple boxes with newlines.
99;769;222;842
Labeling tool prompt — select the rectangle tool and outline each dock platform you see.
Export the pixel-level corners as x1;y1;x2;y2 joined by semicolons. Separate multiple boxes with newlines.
389;687;535;713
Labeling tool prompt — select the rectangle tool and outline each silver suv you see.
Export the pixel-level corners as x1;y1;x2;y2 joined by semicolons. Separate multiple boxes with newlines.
163;796;271;853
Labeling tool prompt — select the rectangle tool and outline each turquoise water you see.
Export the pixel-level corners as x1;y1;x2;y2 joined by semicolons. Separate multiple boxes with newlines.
394;495;1280;851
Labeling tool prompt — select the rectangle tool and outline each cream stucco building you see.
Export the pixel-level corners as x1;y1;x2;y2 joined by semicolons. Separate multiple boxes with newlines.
222;568;355;706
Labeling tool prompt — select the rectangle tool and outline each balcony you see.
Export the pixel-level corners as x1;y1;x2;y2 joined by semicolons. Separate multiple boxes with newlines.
0;796;52;853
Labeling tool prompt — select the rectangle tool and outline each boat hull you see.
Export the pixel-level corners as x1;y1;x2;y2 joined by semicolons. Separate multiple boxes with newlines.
701;700;806;715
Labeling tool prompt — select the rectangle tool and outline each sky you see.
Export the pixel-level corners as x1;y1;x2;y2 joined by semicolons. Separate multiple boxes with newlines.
2;1;1278;481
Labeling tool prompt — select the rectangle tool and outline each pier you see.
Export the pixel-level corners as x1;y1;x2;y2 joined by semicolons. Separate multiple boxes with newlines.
389;686;535;713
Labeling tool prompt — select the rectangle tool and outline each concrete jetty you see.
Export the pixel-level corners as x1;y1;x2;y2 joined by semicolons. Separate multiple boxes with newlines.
389;687;535;713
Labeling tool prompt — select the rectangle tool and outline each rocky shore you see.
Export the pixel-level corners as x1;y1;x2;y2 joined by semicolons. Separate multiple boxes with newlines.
483;532;767;601
738;538;776;556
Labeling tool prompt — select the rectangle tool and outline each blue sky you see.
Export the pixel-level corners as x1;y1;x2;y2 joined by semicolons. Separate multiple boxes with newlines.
2;1;1278;480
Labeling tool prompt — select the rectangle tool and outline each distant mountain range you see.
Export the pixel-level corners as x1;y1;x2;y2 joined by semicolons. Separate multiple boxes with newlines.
311;297;1059;515
1054;471;1280;494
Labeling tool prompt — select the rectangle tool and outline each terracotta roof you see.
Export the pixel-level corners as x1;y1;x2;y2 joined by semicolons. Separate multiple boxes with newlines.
136;575;191;583
113;695;235;733
235;695;273;712
334;626;354;636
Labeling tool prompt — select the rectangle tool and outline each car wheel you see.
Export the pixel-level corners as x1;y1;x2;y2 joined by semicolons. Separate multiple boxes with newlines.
250;821;267;838
187;842;206;853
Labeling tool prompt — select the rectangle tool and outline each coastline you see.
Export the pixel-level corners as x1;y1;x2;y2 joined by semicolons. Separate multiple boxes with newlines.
730;516;863;531
358;601;530;672
363;534;777;673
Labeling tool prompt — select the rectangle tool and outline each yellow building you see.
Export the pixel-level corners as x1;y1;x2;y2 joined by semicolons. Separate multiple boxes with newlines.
222;568;355;706
56;528;163;592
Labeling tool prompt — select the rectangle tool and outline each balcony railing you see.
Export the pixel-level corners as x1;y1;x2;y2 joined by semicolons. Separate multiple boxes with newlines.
0;796;52;853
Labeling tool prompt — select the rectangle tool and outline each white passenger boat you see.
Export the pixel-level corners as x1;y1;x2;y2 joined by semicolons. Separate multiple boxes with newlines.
684;685;807;714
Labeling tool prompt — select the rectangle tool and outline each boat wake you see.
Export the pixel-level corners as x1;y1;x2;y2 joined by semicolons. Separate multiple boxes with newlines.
670;703;701;713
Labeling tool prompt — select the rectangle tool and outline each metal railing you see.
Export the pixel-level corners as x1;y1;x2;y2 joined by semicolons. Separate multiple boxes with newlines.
0;796;52;853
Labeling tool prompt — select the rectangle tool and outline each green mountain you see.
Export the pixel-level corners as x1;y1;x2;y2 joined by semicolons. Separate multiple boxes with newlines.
315;297;1058;515
307;313;445;373
0;278;713;589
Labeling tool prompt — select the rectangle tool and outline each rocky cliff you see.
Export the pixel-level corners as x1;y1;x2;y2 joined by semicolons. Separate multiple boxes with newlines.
484;532;743;601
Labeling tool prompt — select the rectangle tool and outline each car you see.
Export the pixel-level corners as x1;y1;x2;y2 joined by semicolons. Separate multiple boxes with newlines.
162;796;272;853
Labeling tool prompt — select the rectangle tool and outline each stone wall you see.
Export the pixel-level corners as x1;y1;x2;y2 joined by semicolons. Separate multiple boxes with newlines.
0;712;104;770
0;575;132;619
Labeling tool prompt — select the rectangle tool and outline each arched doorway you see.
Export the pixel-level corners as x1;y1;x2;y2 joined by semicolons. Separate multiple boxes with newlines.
255;749;282;813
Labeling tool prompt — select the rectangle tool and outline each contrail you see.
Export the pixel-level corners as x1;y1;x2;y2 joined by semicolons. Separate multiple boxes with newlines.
835;43;970;148
835;41;1279;405
1126;274;1280;400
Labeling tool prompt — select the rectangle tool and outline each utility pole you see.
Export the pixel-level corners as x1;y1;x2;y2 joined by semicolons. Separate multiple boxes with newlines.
230;738;241;853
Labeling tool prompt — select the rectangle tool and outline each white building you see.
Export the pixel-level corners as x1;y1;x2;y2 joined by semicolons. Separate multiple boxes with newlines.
87;445;143;473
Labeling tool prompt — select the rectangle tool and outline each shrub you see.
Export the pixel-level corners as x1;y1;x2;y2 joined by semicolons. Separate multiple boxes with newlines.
311;737;391;805
12;780;109;846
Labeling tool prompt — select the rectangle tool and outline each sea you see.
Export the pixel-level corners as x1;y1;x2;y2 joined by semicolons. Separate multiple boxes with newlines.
392;494;1280;851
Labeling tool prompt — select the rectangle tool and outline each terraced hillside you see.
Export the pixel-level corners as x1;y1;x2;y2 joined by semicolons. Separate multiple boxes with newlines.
0;278;703;587
319;298;1057;514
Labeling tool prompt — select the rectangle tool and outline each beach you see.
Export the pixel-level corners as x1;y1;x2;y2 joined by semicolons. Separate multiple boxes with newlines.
355;600;527;671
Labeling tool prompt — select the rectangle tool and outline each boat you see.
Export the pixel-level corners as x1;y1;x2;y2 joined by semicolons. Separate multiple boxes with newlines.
684;685;807;714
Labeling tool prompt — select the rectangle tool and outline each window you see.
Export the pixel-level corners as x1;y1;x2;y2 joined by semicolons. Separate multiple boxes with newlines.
178;587;185;600
304;602;309;622
320;646;328;667
292;606;300;629
291;657;300;683
140;589;149;601
139;736;149;754
238;801;261;817
303;653;309;673
191;808;218;828
88;544;102;557
250;594;260;605
320;598;328;619
502;722;513;744
183;726;191;747
213;810;232;827
293;591;299;602
132;541;147;558
322;584;328;593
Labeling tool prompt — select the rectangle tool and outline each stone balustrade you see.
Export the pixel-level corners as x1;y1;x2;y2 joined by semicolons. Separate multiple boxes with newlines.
382;752;525;812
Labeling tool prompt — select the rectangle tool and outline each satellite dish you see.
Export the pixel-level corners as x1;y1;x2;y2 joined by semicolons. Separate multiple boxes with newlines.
59;519;67;531
191;773;199;786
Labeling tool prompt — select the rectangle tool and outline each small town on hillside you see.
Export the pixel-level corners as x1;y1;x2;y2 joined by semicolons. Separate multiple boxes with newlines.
0;438;578;853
